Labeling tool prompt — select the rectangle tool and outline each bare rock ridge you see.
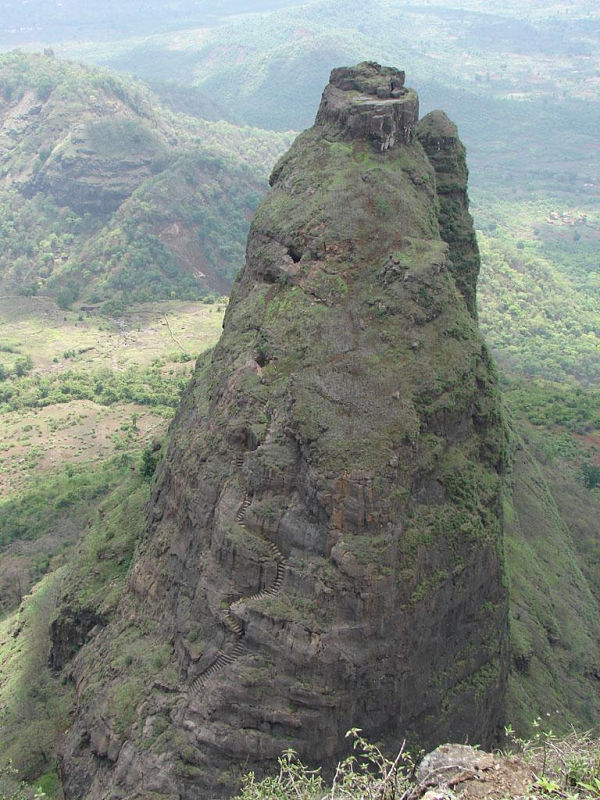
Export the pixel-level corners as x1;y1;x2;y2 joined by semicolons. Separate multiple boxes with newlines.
59;63;509;800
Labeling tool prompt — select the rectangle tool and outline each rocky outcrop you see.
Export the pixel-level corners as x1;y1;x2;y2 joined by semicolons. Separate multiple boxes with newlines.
417;111;480;317
315;62;419;150
49;609;105;671
59;63;509;799
415;744;535;799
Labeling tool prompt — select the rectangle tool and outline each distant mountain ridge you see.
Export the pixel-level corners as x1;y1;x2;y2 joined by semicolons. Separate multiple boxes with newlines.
0;51;292;305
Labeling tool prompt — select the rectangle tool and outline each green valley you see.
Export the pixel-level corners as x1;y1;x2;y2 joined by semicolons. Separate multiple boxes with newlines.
0;2;598;798
0;296;225;613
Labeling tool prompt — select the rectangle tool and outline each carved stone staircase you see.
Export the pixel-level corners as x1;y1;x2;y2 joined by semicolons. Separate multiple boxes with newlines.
189;640;247;692
188;454;287;695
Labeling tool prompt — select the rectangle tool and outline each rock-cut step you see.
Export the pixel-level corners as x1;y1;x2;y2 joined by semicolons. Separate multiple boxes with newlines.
188;495;289;692
232;453;245;469
232;555;287;608
189;641;247;693
236;493;252;527
223;609;243;637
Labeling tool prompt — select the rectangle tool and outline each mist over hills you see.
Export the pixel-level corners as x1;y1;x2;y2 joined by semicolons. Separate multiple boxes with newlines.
39;0;599;387
46;0;598;191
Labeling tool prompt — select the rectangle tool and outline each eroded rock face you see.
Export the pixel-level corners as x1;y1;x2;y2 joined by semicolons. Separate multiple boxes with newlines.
417;111;480;317
49;609;104;671
60;64;509;799
315;62;419;150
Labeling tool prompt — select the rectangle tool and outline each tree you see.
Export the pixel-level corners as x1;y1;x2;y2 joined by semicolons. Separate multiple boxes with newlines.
582;462;600;490
14;355;33;377
0;556;25;612
140;447;159;479
56;288;77;310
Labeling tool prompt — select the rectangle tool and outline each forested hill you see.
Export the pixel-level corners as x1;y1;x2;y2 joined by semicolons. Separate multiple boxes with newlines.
0;51;292;307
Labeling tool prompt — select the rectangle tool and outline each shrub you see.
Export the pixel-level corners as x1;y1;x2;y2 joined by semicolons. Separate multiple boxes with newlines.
56;287;78;310
235;726;600;800
506;721;600;799
235;730;414;800
14;355;33;377
582;463;600;490
140;447;159;479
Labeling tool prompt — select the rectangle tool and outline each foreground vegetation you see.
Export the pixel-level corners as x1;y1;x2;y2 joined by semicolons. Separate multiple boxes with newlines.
233;725;600;800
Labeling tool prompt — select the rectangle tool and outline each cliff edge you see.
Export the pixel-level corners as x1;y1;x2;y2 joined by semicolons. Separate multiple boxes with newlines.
60;63;509;799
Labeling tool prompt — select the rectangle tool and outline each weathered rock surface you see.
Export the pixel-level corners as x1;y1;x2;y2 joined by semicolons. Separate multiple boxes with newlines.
417;111;481;317
49;608;104;671
59;63;509;799
315;62;419;151
416;744;535;799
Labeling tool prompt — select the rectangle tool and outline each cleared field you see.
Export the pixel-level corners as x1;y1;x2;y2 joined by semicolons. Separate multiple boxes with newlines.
0;295;225;370
0;295;226;495
0;296;226;615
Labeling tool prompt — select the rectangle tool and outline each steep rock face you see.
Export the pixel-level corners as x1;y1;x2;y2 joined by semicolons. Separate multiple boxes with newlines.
60;63;508;799
315;62;418;150
416;111;480;317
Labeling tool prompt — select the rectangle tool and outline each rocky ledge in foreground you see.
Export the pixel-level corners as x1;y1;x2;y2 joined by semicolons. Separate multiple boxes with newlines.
59;62;509;799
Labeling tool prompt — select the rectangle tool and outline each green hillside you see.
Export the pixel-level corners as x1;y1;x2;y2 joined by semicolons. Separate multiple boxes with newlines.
505;421;600;733
0;4;598;797
0;51;292;305
53;0;599;384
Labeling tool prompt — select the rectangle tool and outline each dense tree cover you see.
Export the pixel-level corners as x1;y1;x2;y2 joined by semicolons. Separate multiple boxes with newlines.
476;191;599;387
503;378;600;433
475;187;599;510
70;149;269;301
0;468;149;795
0;453;134;554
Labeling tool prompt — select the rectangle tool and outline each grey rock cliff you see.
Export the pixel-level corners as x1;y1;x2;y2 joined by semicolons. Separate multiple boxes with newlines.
59;63;509;800
315;62;419;150
417;111;480;317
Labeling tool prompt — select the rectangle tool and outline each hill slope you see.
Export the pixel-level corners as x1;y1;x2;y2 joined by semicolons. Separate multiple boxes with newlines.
0;51;292;304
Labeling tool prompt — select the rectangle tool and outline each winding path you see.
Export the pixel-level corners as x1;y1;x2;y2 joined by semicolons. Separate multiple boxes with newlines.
188;455;287;693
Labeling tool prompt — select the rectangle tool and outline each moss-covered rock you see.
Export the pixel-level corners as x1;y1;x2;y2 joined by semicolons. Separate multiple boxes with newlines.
417;111;481;318
59;64;509;799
